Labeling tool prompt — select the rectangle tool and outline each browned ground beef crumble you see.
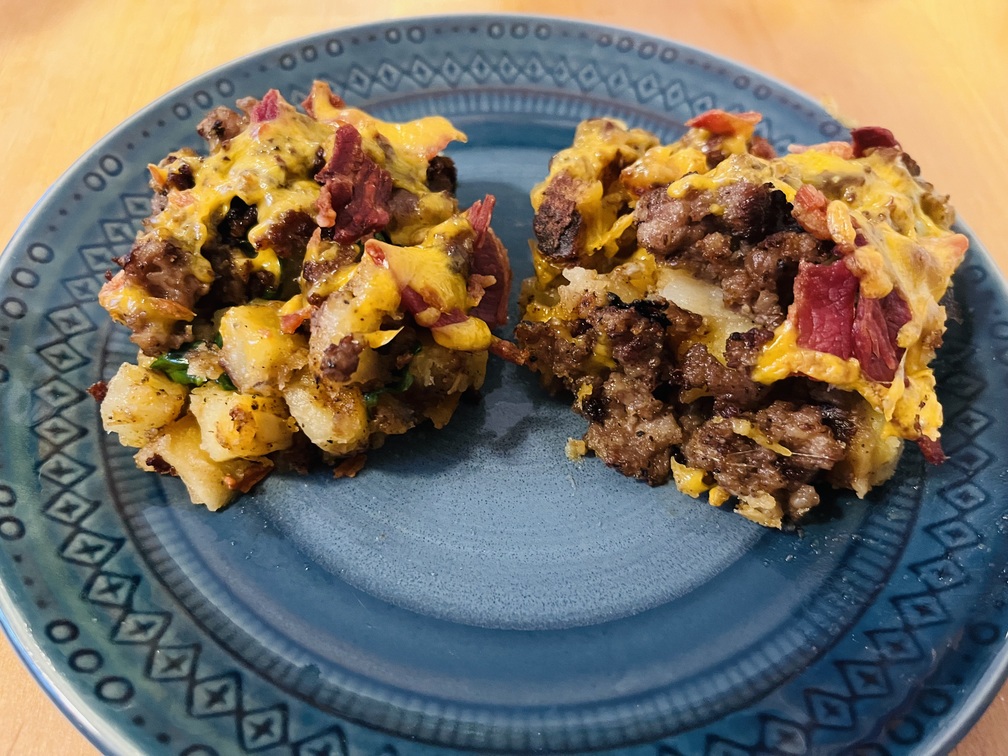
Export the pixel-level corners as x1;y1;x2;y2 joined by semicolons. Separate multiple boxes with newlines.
515;112;963;527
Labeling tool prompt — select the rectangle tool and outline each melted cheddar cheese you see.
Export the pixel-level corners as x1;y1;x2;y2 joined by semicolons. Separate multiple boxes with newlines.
518;112;965;523
96;82;509;510
527;116;964;448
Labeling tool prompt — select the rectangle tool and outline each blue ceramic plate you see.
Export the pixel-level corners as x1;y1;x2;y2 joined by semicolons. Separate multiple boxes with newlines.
1;15;1006;755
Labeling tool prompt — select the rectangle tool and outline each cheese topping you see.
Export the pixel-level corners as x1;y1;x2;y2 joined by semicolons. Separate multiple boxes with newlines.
95;82;512;510
528;115;964;448
150;112;333;254
517;111;965;524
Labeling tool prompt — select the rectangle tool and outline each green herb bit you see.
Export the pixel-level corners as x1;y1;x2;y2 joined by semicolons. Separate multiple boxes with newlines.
363;369;415;410
149;340;236;390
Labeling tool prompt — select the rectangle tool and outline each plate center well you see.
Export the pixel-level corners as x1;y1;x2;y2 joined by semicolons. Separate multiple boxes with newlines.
228;137;762;631
248;360;762;631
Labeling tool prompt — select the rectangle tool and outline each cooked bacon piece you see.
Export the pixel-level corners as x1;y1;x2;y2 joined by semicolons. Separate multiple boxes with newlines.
279;307;311;334
685;109;762;137
881;289;912;342
687;110;765;167
315;124;393;243
431;308;468;328
333;454;367;479
916;435;947;465
397;285;466;328
749;135;776;160
398;285;430;318
791;184;832;241
792;259;858;358
87;380;108;403
300;86;346;118
469;231;510;327
851;126;900;158
490;337;528;365
465;196;512;328
794;259;912;382
852;296;898;381
852;289;912;382
249;89;282;123
466;195;494;246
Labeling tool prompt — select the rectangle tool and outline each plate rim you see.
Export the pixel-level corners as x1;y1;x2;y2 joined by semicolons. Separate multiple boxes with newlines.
0;13;1006;755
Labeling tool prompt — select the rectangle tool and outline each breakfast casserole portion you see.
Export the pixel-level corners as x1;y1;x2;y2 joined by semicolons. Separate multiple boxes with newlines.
94;82;512;509
516;110;966;527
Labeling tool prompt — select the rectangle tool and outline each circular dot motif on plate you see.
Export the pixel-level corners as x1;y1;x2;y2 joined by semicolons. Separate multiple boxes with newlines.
0;16;1003;756
11;267;40;289
68;648;104;674
82;172;106;191
22;243;49;264
0;516;24;541
45;619;79;644
94;676;134;705
0;486;14;507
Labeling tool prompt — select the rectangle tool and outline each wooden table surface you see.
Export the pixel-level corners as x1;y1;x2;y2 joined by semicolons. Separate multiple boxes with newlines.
1;1;1005;753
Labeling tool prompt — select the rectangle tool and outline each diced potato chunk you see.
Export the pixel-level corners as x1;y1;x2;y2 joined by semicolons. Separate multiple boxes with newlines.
308;258;400;386
188;384;296;462
135;414;272;510
410;343;487;394
282;369;369;456
219;301;308;394
100;363;188;447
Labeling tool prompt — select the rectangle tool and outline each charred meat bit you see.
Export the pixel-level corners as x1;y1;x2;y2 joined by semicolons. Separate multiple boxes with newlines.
426;155;458;194
218;198;258;243
532;173;584;261
256;210;316;258
196;106;247;150
717;181;791;243
634;186;713;257
319;335;364;382
119;235;210;310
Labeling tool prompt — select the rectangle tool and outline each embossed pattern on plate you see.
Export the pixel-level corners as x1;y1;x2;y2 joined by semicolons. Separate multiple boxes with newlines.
0;16;1006;756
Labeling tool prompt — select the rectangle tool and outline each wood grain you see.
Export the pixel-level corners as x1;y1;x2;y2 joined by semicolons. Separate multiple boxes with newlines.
0;1;1005;753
